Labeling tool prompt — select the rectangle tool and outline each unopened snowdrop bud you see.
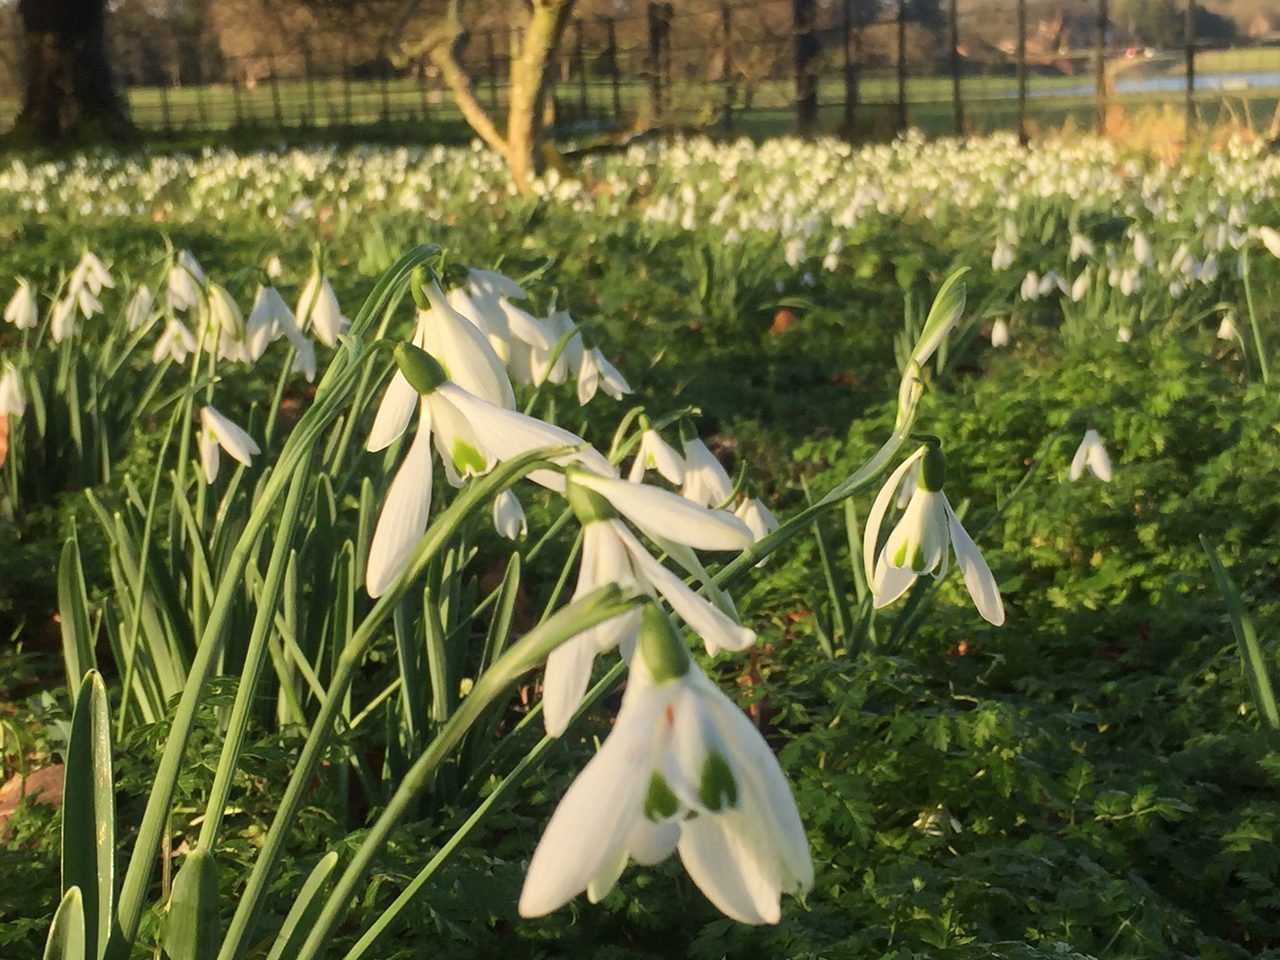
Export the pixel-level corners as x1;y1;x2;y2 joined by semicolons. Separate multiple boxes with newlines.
1020;271;1040;302
1258;225;1280;260
492;489;527;540
0;363;25;417
1117;326;1132;343
198;406;261;483
265;255;284;279
207;283;244;338
990;318;1010;347
1069;429;1112;482
4;278;38;330
125;285;155;331
1217;313;1238;341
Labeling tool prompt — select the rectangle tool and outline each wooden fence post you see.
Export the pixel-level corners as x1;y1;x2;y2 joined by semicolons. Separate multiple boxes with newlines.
1185;0;1197;136
722;3;734;133
1096;0;1108;130
795;0;818;135
949;0;963;135
896;0;907;133
647;3;663;121
1016;0;1028;144
607;18;622;119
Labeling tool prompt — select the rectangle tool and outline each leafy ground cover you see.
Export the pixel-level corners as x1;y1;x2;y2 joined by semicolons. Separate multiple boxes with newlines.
0;132;1278;959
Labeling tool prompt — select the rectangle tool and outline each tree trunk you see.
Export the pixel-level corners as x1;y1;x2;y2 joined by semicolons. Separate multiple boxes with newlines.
506;0;574;193
13;0;132;142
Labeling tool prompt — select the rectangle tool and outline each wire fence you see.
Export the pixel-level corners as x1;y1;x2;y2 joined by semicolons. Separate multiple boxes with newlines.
3;0;1279;141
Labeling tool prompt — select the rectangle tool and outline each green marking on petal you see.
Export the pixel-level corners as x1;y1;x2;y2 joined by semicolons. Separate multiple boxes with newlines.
644;773;679;821
698;752;739;812
451;438;487;476
910;544;926;572
893;538;911;568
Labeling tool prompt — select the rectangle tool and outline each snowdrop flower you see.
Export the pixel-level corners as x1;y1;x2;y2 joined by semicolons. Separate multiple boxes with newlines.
206;283;247;363
863;443;1004;626
1069;233;1095;261
734;497;778;544
1117;326;1132;343
4;278;38;329
1069;429;1112;482
492;489;527;540
50;295;77;343
991;238;1015;271
364;344;613;598
198;406;260;483
167;250;205;312
152;318;197;364
296;267;349;347
577;345;632;405
1038;270;1066;297
246;285;316;380
68;250;114;297
265;255;284;279
628;427;686;485
544;473;755;735
418;278;515;408
0;363;25;417
681;436;734;508
1019;271;1040;302
1132;231;1153;267
1070;268;1091;302
990;318;1010;347
125;285;155;331
1258;225;1280;260
520;605;812;924
1217;313;1238;341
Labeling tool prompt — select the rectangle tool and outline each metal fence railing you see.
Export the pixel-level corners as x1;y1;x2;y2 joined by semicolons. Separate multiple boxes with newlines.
1;0;1277;142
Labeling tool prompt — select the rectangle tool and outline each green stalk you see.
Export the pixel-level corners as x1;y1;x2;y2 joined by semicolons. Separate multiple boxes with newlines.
116;405;183;738
1241;248;1271;385
217;447;570;960
109;247;439;958
294;586;640;960
341;661;628;960
196;467;309;851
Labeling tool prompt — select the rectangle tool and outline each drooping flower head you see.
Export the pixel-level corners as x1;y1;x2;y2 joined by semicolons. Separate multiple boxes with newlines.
863;441;1004;626
520;604;812;925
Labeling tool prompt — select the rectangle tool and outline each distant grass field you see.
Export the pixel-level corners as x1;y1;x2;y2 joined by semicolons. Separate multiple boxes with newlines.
0;46;1276;144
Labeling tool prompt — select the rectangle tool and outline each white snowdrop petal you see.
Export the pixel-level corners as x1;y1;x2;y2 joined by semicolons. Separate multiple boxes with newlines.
945;504;1005;626
573;472;753;552
365;408;435;598
366;370;419;452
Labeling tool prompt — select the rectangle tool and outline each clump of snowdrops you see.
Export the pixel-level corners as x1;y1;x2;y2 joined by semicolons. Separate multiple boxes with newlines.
2;238;1007;959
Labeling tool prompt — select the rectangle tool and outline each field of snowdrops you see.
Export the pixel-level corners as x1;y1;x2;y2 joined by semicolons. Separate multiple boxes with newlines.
1;131;1279;960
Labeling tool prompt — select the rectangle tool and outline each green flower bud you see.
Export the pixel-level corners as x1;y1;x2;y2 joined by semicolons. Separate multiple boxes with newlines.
564;470;618;525
410;265;433;311
637;604;691;682
394;342;447;395
920;443;946;492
